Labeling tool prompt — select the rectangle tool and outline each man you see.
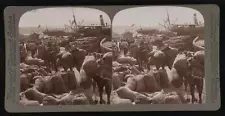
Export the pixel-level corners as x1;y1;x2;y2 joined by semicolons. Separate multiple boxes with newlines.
120;40;129;55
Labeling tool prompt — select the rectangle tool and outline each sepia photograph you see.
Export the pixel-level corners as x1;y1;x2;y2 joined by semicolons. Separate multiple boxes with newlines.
4;5;220;112
111;6;205;104
19;7;113;106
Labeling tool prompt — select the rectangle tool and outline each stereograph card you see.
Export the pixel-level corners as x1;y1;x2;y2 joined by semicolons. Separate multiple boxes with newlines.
4;5;220;112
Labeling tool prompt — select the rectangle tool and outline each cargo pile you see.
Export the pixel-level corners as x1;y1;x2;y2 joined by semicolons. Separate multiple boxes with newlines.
20;60;90;106
110;28;205;104
19;35;103;106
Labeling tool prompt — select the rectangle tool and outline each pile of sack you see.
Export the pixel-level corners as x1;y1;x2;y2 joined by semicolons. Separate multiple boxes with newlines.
111;88;185;104
20;88;90;106
20;62;90;106
111;54;186;104
24;56;45;66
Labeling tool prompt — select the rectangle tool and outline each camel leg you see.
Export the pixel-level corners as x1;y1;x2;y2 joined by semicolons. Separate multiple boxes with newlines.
54;63;58;72
105;80;112;104
92;81;98;104
46;61;51;73
190;84;195;104
196;77;203;104
184;77;188;92
147;63;151;71
98;83;104;104
69;67;73;72
156;65;160;70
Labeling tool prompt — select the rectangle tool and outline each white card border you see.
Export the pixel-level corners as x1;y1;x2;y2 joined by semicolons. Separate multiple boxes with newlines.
4;5;220;112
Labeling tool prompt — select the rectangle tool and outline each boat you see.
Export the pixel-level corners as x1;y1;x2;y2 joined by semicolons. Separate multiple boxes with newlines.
26;12;111;53
43;30;66;36
42;14;111;38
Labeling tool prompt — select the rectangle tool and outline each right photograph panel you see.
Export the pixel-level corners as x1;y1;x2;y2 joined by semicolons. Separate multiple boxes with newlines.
112;6;205;104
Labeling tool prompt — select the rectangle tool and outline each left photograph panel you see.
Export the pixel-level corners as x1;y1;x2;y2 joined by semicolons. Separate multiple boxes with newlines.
19;7;113;106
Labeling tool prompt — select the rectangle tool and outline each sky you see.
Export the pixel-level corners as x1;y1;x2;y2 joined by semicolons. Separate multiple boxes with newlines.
19;7;111;28
112;6;204;29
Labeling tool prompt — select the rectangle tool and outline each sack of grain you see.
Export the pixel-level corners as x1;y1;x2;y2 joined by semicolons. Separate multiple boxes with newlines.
72;93;89;105
130;66;141;75
112;73;123;90
67;71;77;90
33;76;45;93
58;93;74;105
20;74;30;92
111;91;132;104
164;92;182;104
61;72;69;90
25;57;40;65
149;90;182;104
51;74;67;94
24;88;47;103
134;93;153;104
37;68;48;76
20;63;29;69
22;66;38;73
43;76;53;94
42;96;60;105
38;60;45;66
116;56;137;65
112;61;122;67
115;87;138;101
82;56;99;74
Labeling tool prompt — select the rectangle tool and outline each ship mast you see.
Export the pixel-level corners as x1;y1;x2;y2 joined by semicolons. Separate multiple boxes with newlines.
166;9;171;26
193;13;199;26
71;8;78;31
100;15;105;27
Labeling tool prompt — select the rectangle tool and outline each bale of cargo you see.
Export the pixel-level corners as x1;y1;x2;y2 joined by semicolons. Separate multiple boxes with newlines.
133;93;153;104
24;88;47;103
60;72;70;91
37;68;49;76
43;76;53;94
111;91;132;104
20;65;38;74
42;95;60;105
148;90;183;104
58;92;74;105
113;65;130;72
51;74;68;94
25;57;44;65
72;93;89;105
133;90;183;104
112;73;124;90
112;61;122;67
33;76;45;93
158;69;172;89
115;87;138;102
116;56;137;65
20;63;29;69
20;74;30;92
67;71;78;90
130;66;141;75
